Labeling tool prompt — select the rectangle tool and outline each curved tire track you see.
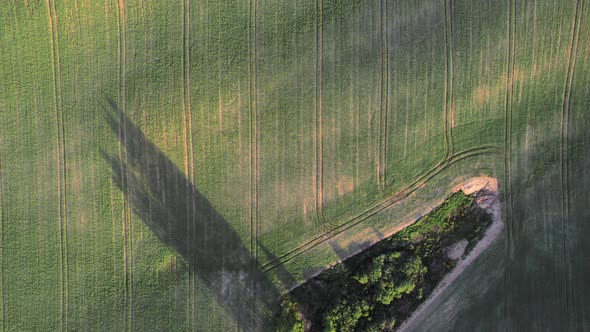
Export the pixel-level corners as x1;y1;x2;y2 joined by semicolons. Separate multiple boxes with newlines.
263;145;502;272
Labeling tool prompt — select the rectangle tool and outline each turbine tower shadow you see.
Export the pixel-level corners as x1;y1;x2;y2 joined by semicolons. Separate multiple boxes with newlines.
102;99;280;330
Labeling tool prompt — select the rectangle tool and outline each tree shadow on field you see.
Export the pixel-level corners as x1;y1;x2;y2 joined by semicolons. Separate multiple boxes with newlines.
101;99;280;331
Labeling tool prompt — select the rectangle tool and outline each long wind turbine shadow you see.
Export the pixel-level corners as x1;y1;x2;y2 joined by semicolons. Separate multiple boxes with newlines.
102;99;279;330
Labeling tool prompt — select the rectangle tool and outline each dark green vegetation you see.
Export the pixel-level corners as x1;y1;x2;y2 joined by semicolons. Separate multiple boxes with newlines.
1;0;589;330
273;191;491;331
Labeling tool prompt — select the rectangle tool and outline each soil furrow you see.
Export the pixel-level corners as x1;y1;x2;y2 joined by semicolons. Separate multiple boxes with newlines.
383;0;390;188
248;0;259;262
377;0;385;189
115;0;131;329
443;0;450;159
181;0;196;327
502;0;515;258
443;0;455;158
0;157;6;331
313;0;319;229
264;148;502;272
560;0;584;327
314;0;327;227
45;1;69;329
248;0;254;258
247;0;260;327
448;0;455;154
502;0;516;323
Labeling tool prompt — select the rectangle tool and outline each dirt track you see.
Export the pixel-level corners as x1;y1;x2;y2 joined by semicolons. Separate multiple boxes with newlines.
398;177;504;332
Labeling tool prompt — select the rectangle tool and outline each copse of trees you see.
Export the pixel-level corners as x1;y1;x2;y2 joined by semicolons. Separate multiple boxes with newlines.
323;299;372;332
272;191;492;331
274;296;305;332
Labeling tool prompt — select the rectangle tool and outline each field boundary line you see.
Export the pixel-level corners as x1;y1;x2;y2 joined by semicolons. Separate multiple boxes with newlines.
561;0;584;328
46;1;70;329
262;145;502;272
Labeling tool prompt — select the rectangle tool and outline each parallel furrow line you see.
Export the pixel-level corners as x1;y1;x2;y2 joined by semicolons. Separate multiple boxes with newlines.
561;0;583;328
314;0;327;227
378;0;391;188
248;0;259;262
181;0;196;328
254;0;260;267
115;0;131;330
502;0;516;323
377;0;385;188
0;157;6;331
443;0;453;158
188;0;197;326
383;0;390;188
247;0;260;328
503;0;516;255
46;1;69;330
448;0;455;154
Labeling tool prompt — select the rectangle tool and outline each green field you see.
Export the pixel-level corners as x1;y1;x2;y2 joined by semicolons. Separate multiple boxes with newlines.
1;0;589;331
275;191;493;331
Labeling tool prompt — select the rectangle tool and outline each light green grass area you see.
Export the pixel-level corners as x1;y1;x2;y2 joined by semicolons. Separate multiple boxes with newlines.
1;0;589;330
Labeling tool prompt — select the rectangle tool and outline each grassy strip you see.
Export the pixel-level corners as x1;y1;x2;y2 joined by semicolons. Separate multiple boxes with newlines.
272;190;492;331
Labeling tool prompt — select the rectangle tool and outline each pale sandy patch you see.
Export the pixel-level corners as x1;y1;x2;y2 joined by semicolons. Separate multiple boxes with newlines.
336;176;354;197
472;83;492;107
450;102;455;128
445;239;468;260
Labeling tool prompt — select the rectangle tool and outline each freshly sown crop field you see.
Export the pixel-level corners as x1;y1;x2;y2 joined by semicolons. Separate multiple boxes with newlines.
0;0;589;331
